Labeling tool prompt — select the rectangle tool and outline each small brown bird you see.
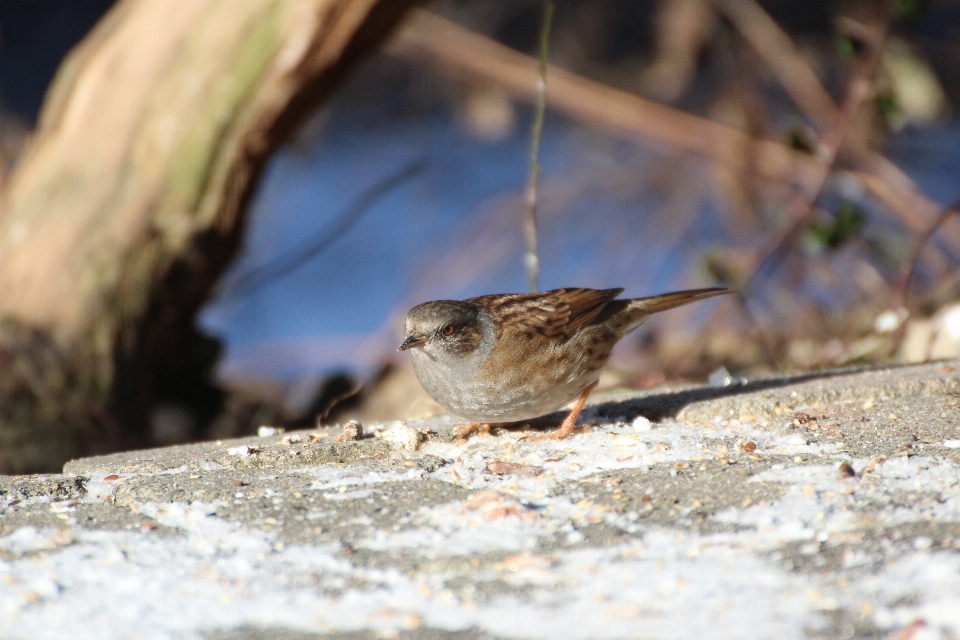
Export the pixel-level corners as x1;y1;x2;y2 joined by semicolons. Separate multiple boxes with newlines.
399;287;731;440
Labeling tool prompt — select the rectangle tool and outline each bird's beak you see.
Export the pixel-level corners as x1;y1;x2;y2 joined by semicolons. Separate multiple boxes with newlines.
398;334;427;351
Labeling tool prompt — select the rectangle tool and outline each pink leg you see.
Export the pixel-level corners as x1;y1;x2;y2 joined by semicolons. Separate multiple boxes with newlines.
527;381;599;441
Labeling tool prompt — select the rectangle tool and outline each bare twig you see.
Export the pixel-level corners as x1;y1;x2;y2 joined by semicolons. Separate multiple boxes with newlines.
712;0;838;133
524;0;554;293
218;159;427;297
740;17;888;295
388;9;946;241
389;9;820;194
895;194;960;309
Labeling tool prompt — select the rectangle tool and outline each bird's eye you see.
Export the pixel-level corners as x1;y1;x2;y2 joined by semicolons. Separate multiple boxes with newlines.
441;324;455;337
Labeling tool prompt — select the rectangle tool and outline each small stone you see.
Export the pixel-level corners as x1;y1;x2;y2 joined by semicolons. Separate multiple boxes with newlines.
380;421;424;452
913;536;934;550
874;308;908;333
708;366;733;387
336;420;363;442
227;445;258;457
256;426;284;437
418;455;448;473
741;441;757;453
631;416;652;432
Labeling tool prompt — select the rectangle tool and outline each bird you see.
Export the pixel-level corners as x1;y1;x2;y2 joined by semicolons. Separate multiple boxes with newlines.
398;286;732;440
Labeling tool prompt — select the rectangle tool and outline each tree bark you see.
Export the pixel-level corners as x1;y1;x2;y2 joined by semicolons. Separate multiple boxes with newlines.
0;0;417;473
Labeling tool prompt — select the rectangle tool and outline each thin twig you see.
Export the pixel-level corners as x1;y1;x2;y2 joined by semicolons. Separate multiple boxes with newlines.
524;0;554;293
740;17;888;296
389;10;948;246
711;0;837;133
389;9;819;196
218;159;428;297
896;194;960;309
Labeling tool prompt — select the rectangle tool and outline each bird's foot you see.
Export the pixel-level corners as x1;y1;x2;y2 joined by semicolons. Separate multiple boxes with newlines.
455;422;492;444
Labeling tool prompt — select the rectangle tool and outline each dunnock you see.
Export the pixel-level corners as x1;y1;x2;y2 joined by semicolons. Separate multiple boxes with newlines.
399;287;731;439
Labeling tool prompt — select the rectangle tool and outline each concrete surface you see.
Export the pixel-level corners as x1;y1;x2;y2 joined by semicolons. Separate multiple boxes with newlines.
1;361;959;639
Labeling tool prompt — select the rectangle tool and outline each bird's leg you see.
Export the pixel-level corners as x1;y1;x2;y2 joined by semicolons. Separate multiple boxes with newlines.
457;422;492;442
528;381;599;441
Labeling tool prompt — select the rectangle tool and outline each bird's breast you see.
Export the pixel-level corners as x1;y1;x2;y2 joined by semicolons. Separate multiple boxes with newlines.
411;329;610;422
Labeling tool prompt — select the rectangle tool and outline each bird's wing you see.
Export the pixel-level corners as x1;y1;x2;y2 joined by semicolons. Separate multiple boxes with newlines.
469;288;624;340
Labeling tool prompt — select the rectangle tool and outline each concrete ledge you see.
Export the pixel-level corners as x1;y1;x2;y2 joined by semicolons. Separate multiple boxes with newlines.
2;361;959;639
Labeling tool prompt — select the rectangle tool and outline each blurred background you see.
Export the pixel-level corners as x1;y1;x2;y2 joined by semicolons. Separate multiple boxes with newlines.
2;0;959;444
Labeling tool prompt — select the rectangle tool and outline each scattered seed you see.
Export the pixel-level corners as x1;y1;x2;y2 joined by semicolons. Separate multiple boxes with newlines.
640;495;651;503
104;474;119;482
484;460;541;477
837;463;856;479
741;442;757;453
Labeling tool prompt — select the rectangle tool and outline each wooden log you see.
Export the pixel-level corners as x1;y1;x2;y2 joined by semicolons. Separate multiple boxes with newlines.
0;0;417;472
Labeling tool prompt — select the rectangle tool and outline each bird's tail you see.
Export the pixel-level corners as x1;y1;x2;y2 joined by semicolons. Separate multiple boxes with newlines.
610;287;733;336
630;287;732;314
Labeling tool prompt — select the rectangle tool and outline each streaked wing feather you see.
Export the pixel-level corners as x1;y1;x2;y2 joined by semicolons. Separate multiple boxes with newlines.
469;288;624;340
